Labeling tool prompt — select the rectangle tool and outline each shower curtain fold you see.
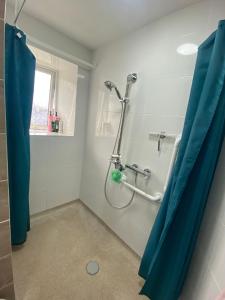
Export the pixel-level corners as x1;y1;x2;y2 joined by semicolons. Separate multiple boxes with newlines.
139;20;225;300
5;24;36;245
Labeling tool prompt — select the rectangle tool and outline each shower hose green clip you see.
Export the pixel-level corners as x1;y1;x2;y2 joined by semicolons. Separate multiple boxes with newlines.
111;169;123;183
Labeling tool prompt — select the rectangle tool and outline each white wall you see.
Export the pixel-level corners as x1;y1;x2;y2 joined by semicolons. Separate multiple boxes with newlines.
81;0;207;256
80;0;225;298
29;67;90;214
6;4;92;63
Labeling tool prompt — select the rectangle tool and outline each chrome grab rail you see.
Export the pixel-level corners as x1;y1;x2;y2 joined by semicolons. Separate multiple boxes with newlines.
121;135;181;203
121;180;162;202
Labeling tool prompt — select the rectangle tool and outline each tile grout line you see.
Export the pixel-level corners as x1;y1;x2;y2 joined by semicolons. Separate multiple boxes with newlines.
0;281;14;292
0;179;8;182
0;219;9;225
209;269;222;292
0;253;11;261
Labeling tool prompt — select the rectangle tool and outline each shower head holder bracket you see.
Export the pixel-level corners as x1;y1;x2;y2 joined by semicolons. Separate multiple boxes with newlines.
120;97;129;103
110;154;124;171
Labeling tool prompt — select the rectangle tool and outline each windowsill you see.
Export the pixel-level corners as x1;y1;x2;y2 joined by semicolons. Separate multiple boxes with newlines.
30;131;73;137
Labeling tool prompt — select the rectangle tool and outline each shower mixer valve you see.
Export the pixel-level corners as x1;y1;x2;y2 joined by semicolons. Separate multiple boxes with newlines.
125;163;151;178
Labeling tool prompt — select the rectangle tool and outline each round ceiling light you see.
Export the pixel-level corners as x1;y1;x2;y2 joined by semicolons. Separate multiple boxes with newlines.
176;43;198;55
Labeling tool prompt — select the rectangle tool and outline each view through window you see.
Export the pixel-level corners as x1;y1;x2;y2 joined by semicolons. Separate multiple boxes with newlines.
31;68;55;132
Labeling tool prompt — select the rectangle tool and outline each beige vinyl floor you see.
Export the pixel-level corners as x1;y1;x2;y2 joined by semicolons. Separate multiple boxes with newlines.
12;200;148;300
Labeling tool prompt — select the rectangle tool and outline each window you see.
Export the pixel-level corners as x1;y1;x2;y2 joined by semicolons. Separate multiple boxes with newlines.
29;45;78;136
31;67;56;132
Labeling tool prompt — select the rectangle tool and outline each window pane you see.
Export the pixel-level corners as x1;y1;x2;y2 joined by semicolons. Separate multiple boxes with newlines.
30;70;52;131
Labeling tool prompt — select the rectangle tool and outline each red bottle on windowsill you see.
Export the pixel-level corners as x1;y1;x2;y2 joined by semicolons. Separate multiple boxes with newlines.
48;111;53;132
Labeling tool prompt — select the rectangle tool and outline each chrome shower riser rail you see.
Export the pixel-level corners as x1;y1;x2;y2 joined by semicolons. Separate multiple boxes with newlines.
116;102;126;156
104;73;137;209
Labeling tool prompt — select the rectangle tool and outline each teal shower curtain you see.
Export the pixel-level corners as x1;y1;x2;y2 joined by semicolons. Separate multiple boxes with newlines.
5;24;36;245
139;20;225;300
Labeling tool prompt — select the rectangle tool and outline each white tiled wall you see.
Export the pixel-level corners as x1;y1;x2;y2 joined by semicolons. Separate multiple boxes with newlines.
80;0;225;298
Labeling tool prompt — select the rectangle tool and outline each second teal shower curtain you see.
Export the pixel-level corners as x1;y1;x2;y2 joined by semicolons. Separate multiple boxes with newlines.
139;20;225;300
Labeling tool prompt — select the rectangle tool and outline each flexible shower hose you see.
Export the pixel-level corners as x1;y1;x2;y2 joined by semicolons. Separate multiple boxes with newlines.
104;103;137;209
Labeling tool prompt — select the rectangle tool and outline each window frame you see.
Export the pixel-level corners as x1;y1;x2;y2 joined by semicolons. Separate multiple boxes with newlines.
30;65;58;132
36;65;58;112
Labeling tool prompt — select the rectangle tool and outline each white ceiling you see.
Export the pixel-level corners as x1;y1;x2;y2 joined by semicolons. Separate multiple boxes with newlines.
16;0;201;49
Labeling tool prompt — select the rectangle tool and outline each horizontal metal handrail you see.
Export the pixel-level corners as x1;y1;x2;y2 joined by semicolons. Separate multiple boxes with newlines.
121;180;162;202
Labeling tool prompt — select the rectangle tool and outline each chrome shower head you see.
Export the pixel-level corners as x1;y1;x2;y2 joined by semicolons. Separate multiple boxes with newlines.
127;73;137;84
104;80;122;100
104;80;114;91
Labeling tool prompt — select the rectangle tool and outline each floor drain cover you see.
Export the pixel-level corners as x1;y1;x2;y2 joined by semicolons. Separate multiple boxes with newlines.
86;261;100;275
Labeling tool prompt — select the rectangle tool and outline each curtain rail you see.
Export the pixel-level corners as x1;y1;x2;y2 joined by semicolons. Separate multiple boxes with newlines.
14;0;26;25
